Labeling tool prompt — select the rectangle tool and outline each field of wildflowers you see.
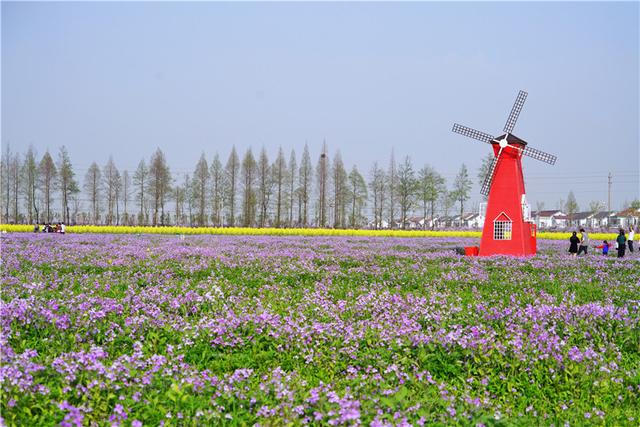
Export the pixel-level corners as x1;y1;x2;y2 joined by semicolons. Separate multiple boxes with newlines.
1;233;639;426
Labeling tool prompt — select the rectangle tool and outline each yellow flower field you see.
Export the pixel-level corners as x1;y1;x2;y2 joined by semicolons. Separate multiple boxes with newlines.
0;224;632;241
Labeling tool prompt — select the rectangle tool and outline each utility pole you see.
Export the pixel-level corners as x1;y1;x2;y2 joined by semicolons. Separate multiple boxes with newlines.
607;172;612;211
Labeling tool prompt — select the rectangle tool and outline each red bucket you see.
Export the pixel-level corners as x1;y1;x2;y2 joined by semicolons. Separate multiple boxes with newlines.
464;246;479;256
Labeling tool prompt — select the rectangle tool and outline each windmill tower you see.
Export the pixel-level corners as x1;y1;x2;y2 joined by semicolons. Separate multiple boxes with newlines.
452;90;557;256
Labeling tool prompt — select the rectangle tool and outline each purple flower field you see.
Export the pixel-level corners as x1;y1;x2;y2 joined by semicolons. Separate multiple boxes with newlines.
1;233;639;426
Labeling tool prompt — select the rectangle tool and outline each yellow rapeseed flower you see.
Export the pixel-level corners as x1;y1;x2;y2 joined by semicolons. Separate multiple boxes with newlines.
0;223;631;241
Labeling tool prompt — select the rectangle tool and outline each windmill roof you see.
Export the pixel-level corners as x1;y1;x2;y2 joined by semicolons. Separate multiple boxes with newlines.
494;133;528;146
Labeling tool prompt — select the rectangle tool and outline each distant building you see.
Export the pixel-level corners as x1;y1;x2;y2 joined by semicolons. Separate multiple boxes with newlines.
405;216;423;229
532;210;567;229
589;211;617;229
611;208;640;229
367;219;389;229
570;211;595;228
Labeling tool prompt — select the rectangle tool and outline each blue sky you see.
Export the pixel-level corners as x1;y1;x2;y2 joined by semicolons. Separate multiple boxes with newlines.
2;1;638;210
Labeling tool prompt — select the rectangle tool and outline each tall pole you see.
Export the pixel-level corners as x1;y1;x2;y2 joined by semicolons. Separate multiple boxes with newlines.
607;172;612;211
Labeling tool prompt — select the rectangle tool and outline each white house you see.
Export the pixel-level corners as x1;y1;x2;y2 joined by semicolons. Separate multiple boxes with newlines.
589;211;617;229
533;210;567;229
367;219;390;229
465;213;484;228
403;216;423;229
611;208;640;229
570;212;595;228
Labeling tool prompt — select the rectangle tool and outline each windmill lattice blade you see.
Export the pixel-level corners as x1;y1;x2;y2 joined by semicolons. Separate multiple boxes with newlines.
522;145;557;165
503;90;528;133
452;123;495;144
480;155;500;196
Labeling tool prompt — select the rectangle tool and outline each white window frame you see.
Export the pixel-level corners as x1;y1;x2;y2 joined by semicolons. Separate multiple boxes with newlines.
493;212;513;240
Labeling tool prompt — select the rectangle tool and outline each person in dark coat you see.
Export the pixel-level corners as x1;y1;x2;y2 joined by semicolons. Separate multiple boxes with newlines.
616;229;627;258
569;231;579;256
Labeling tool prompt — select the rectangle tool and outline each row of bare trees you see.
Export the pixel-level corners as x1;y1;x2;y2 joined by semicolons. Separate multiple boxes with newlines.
1;143;475;229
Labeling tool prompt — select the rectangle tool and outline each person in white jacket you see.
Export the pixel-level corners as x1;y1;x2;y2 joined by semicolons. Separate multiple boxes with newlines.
629;226;635;253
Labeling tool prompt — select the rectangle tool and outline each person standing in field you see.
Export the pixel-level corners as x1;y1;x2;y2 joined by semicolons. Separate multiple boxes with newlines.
569;231;579;256
578;228;589;255
628;226;635;253
616;229;626;258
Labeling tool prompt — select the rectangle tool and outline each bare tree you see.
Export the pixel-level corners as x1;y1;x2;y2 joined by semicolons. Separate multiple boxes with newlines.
417;165;445;229
115;169;122;225
368;162;386;229
298;143;312;226
441;188;455;224
121;170;131;225
272;147;286;227
565;191;579;226
57;146;78;224
210;153;225;226
451;164;472;219
257;148;272;227
174;173;188;226
185;174;193;226
387;149;397;228
589;200;604;214
8;152;21;223
477;153;494;201
1;144;10;223
71;194;80;225
225;146;239;226
38;151;57;223
133;159;148;225
397;156;417;229
348;165;367;228
331;151;348;228
148;148;172;226
22;146;39;224
241;148;257;227
287;149;297;227
103;157;120;225
192;153;209;226
84;162;101;224
1;145;24;223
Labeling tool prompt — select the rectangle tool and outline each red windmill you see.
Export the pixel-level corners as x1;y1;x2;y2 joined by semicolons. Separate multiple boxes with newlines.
452;90;557;256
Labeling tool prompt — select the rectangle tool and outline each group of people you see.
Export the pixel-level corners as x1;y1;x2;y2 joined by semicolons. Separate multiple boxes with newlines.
569;226;635;258
34;222;66;234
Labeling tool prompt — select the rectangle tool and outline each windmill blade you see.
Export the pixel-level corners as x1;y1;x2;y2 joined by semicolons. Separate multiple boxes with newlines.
503;90;528;133
452;123;495;144
480;149;503;196
522;145;557;165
